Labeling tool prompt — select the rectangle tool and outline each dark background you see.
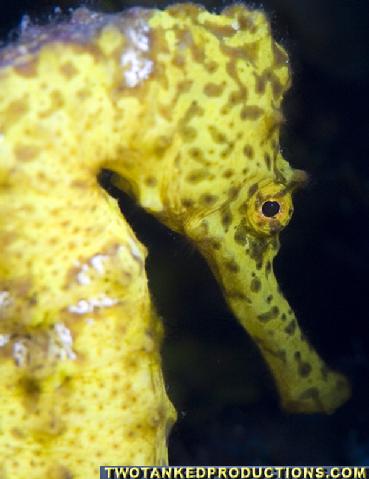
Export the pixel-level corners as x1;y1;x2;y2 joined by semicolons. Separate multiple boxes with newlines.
1;0;369;466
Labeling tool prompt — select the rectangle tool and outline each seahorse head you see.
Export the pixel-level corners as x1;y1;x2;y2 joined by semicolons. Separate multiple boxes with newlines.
113;4;350;413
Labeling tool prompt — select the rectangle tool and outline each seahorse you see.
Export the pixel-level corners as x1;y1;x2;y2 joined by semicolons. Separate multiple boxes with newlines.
0;4;350;477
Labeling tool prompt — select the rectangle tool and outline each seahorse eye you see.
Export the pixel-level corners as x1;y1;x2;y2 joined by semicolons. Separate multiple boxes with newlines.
262;200;280;218
246;181;294;236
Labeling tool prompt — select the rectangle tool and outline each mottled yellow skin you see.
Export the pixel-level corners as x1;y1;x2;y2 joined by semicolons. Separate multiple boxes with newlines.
0;4;350;477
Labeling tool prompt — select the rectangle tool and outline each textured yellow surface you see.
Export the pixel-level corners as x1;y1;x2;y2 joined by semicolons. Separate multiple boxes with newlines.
0;3;350;477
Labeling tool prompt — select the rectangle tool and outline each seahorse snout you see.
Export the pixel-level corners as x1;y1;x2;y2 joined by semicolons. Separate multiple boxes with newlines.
184;183;350;414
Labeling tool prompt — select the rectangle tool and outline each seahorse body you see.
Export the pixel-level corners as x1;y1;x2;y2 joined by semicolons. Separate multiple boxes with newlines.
0;4;350;477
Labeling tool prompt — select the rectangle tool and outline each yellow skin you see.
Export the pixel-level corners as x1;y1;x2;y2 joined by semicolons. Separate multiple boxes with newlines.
0;3;350;477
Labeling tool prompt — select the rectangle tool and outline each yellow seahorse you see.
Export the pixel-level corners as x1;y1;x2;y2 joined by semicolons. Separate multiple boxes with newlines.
0;4;350;477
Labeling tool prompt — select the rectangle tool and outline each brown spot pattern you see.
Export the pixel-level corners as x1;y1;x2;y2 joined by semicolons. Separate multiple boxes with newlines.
257;306;279;322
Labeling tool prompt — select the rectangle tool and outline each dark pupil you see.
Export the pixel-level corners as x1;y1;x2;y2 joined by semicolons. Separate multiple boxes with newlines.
262;201;280;217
